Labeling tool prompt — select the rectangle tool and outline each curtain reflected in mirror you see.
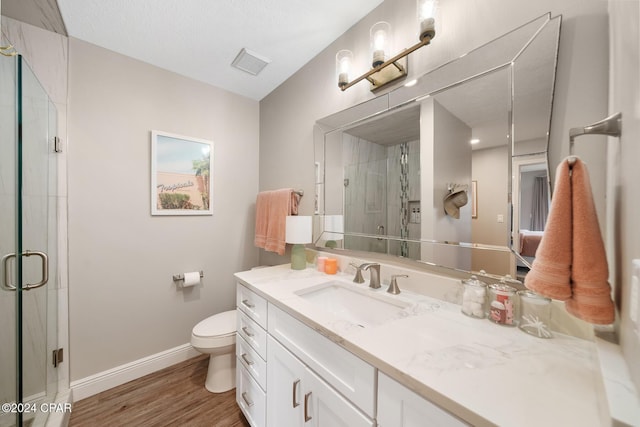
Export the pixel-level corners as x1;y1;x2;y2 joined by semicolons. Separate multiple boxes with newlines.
531;176;550;230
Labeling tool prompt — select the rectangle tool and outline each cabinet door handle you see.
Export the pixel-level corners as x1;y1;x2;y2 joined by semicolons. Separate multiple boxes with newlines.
241;298;255;308
241;353;254;366
304;391;312;422
241;326;255;337
241;391;254;407
292;379;301;408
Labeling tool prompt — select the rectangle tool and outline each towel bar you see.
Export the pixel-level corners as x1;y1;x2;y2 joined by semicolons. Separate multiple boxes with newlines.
569;112;622;156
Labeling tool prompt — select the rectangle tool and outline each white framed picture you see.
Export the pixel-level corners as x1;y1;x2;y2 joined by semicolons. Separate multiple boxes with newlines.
151;130;213;216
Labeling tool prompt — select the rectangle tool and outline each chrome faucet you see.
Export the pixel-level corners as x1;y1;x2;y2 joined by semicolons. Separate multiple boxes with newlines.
359;263;381;289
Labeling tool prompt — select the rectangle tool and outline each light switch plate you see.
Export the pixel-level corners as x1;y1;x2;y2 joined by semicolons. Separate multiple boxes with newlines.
497;214;504;223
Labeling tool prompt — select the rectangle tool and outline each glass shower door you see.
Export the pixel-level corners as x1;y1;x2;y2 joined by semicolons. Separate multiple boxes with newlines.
1;51;59;427
0;44;20;427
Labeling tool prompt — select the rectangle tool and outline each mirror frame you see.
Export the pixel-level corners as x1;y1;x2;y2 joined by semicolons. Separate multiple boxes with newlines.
314;13;561;280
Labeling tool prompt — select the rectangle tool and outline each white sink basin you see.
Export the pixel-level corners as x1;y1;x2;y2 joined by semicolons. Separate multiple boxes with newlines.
295;281;411;328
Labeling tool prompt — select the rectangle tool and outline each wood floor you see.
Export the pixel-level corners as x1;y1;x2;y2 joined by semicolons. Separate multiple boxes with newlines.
69;355;250;427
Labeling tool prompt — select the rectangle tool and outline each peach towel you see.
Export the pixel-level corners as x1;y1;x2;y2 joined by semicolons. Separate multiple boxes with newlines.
524;160;573;300
254;189;300;256
525;158;614;324
564;160;615;324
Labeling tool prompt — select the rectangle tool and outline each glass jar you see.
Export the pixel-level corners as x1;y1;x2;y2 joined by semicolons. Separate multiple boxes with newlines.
518;290;553;338
488;282;517;326
461;275;487;319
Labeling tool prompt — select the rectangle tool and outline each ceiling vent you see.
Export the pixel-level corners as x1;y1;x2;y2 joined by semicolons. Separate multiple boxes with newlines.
231;48;271;76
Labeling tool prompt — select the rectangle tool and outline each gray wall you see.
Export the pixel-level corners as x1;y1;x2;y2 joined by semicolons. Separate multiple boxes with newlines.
260;0;640;390
260;0;610;261
471;146;510;275
421;99;472;270
609;0;640;394
67;38;259;380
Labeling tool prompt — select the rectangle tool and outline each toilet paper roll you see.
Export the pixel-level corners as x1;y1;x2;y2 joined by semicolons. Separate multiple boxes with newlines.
182;271;201;287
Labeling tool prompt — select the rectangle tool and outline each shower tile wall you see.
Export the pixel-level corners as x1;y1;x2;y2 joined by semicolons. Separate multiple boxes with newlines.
1;15;70;400
342;134;421;257
387;140;420;258
343;134;387;253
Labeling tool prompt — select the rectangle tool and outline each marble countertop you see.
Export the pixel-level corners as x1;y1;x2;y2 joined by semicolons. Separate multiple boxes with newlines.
235;264;611;427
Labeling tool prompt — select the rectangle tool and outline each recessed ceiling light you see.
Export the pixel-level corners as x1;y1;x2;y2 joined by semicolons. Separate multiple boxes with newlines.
470;138;480;145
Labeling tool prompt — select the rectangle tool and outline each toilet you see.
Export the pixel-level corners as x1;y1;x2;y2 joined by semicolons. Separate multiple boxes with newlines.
191;309;237;393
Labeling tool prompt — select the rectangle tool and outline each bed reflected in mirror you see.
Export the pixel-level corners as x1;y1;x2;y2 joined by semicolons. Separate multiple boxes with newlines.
512;156;550;279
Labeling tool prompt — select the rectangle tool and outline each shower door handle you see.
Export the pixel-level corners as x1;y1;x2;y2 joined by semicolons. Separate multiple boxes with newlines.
2;253;16;291
1;250;49;291
24;251;48;290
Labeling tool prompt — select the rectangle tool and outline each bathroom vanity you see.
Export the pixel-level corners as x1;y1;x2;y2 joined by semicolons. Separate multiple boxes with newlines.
234;262;609;427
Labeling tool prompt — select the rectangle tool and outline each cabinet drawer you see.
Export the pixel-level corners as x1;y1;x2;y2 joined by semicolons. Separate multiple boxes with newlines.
237;365;266;427
237;284;268;329
268;303;376;418
237;310;267;360
236;333;267;391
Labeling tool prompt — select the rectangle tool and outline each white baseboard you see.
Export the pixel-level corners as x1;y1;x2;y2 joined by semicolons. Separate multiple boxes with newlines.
70;343;200;401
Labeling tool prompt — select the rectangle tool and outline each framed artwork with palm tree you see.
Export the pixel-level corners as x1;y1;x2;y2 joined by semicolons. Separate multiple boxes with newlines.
151;130;213;216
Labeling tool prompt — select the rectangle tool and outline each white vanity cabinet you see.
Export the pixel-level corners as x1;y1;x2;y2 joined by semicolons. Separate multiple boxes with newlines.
267;336;374;427
236;282;455;427
377;373;468;427
267;304;376;418
236;284;268;427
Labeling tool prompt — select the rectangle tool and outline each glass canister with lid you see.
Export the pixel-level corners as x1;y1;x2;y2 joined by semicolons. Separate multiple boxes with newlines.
488;281;518;326
517;290;553;338
461;275;488;319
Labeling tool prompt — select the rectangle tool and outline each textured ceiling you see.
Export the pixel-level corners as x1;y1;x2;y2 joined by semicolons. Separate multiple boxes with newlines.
55;0;384;100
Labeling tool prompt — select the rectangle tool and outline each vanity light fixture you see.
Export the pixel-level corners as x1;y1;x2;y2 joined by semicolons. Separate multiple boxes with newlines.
370;22;392;67
337;0;438;92
0;44;17;57
336;50;354;89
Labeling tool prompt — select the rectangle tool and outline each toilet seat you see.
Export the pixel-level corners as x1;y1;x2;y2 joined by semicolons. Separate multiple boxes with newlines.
191;310;236;349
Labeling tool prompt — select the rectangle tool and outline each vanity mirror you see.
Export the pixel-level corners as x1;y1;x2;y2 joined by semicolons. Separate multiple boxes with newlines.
314;13;561;279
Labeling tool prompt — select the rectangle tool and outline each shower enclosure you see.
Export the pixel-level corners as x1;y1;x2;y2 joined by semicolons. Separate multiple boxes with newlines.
1;47;61;427
342;134;421;259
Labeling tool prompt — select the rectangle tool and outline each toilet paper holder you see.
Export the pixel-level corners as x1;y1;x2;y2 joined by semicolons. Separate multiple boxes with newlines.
172;271;204;282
